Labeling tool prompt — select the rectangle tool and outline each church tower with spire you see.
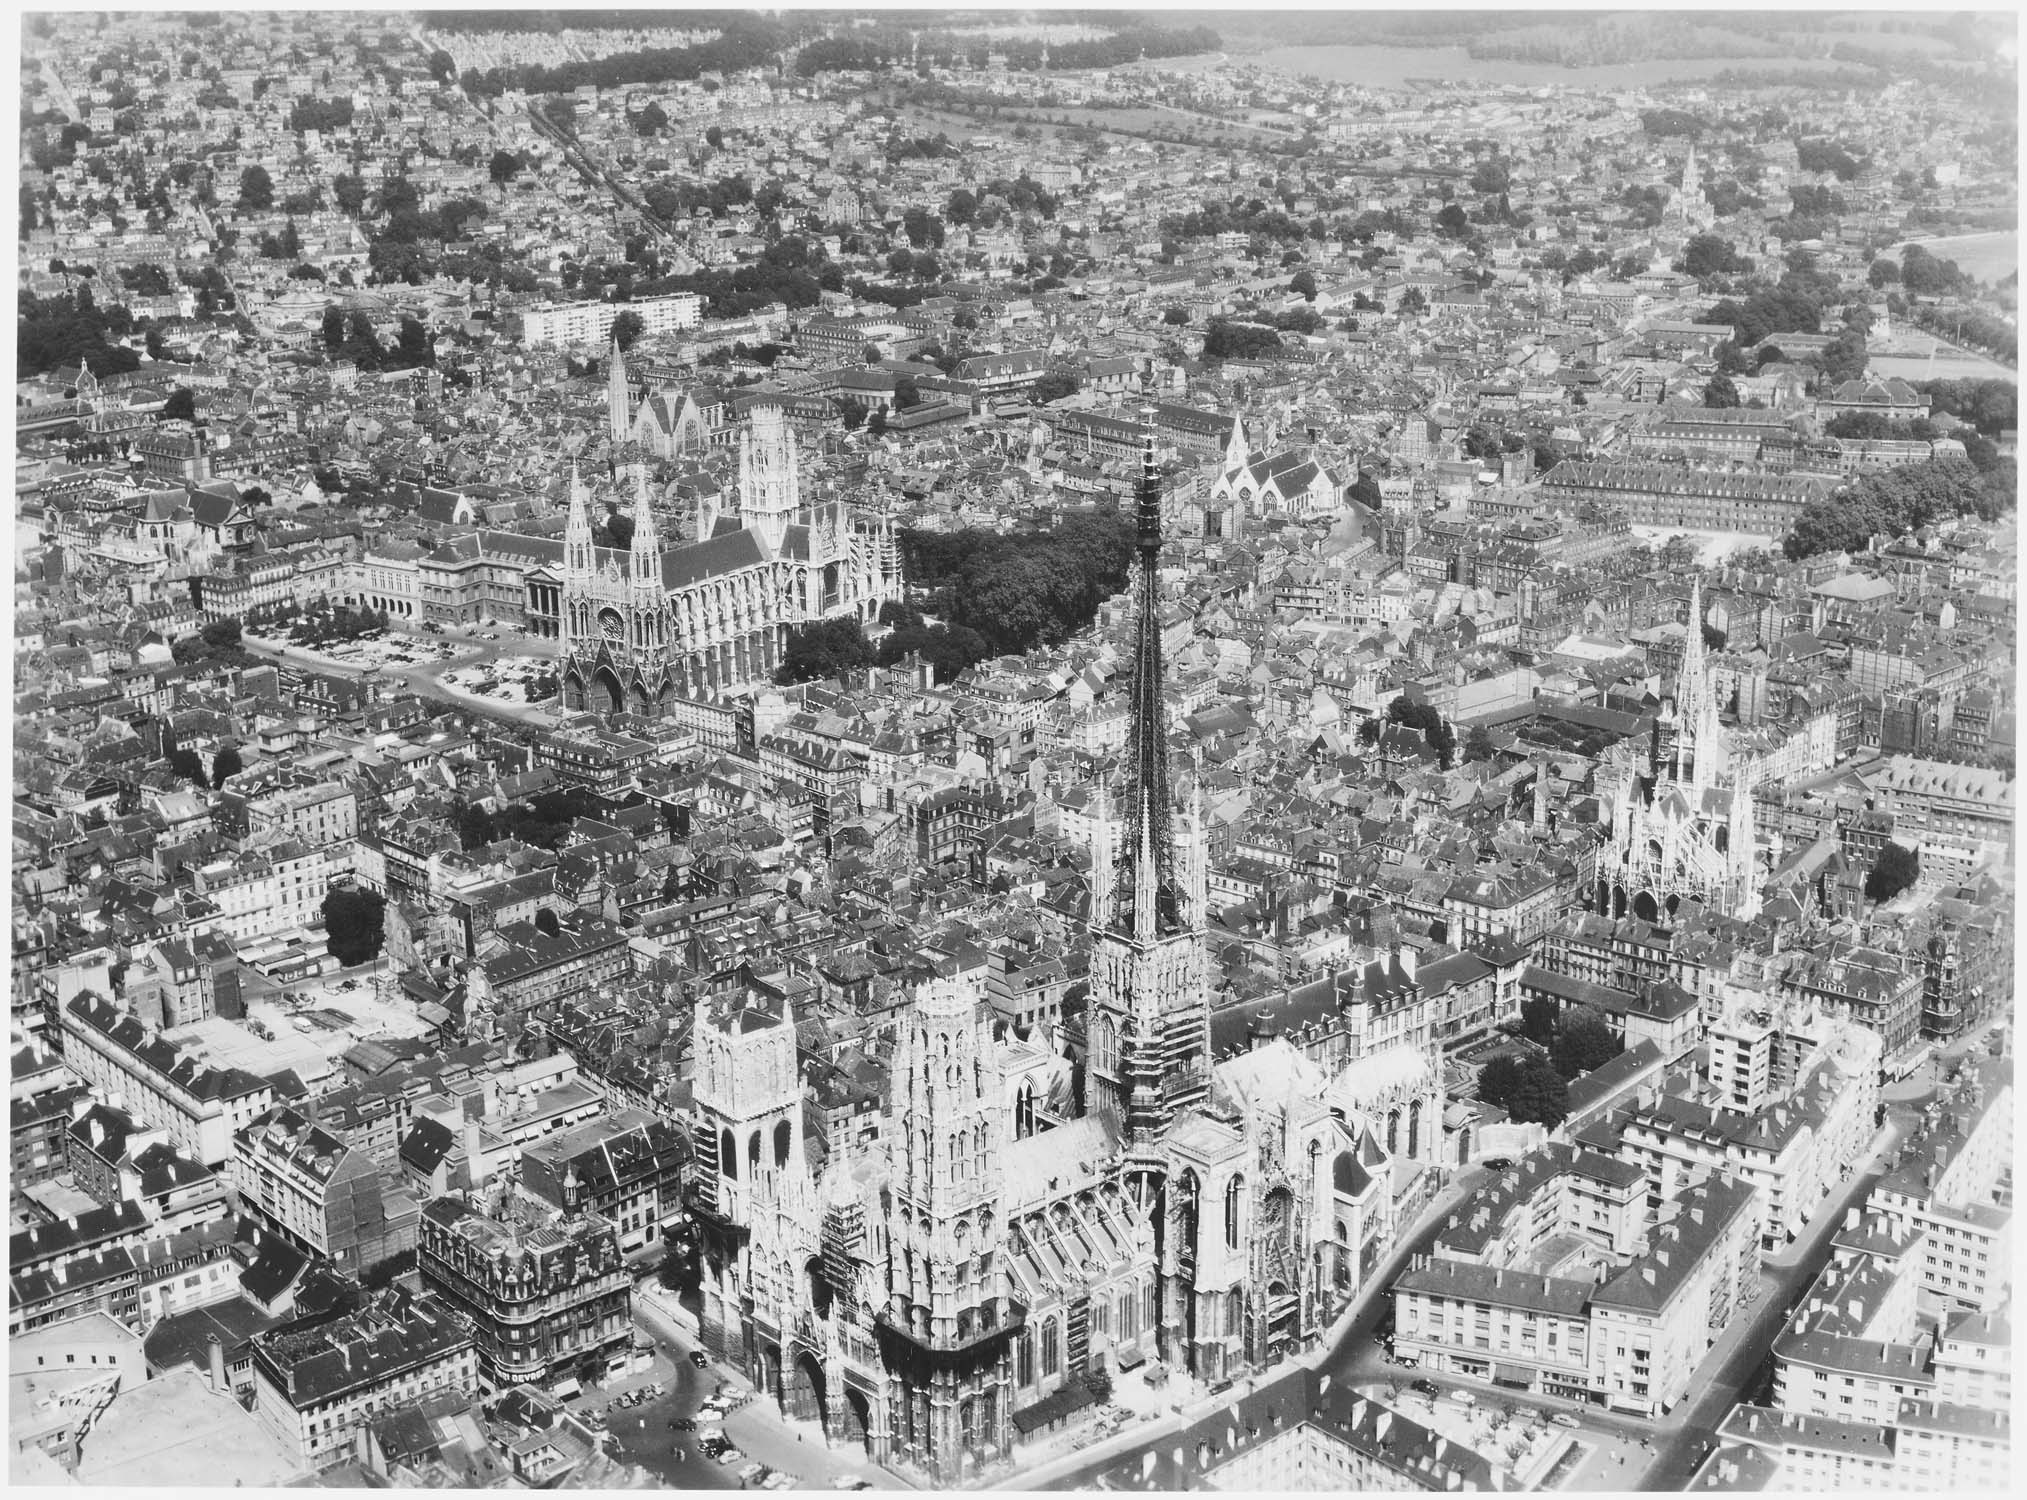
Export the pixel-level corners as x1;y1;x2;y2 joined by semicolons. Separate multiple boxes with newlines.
1598;573;1758;921
1086;420;1212;1152
607;336;633;457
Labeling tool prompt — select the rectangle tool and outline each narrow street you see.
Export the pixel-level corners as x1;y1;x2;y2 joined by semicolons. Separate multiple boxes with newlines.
1023;1115;1906;1491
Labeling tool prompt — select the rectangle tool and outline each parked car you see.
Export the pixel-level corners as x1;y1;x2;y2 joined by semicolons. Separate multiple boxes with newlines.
1410;1379;1440;1397
717;1447;746;1467
690;1350;710;1369
670;1418;696;1432
761;1473;796;1490
1482;1157;1514;1171
737;1462;766;1484
1551;1413;1582;1429
700;1428;726;1447
1451;1390;1476;1407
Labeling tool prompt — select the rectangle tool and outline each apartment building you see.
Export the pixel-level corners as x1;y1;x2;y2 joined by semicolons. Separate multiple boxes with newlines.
58;993;273;1167
518;291;702;348
232;1104;420;1277
185;838;347;944
249;1287;476;1471
1866;1056;2012;1310
418;1193;630;1391
1588;1175;1761;1418
516;1110;688;1254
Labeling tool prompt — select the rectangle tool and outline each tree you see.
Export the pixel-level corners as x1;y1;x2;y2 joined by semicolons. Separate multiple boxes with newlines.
1518;995;1559;1045
396;316;433;367
322;886;387;966
1030;370;1079;405
603;510;635;550
777;617;874;685
1867;258;1900;289
836;395;868;431
1477;1053;1524;1111
1463;723;1499;764
704;125;724;149
1398;287;1427;317
1504;1058;1571;1126
210;745;243;785
1386;693;1456;769
488;149;522;187
1679;233;1747;281
610;309;645;352
321;306;346;352
945;187;977;226
1819;327;1867;385
427;47;457;83
166;746;208;787
1162;306;1189;326
161;386;197;422
1289;267;1317;302
633;101;668;137
1436;203;1470;239
1864;842;1921;904
1550;1008;1625;1080
237;164;273;210
1703;374;1741;409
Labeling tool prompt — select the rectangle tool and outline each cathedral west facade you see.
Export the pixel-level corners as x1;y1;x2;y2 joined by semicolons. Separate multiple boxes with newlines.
681;426;1446;1486
560;363;901;714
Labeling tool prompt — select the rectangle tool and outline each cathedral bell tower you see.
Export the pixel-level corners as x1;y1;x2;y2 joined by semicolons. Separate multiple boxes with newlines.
690;989;806;1366
877;976;1016;1485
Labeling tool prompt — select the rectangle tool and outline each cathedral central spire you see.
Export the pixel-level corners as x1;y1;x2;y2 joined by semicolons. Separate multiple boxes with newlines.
1123;418;1183;940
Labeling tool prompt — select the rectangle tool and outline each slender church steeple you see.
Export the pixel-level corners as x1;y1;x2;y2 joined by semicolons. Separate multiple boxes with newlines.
608;336;631;453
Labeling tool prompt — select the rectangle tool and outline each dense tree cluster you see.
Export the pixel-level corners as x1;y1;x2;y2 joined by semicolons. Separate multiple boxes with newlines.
1916;379;2016;438
901;513;1135;658
1200;319;1286;363
776;616;875;685
288;96;354;133
1785;456;2011;560
1677;233;1752;281
455;785;615;851
18;289;141;378
1639;107;1706;137
1549;1007;1626;1080
1794;137;1866;181
1477;1053;1570;1125
457;19;784;99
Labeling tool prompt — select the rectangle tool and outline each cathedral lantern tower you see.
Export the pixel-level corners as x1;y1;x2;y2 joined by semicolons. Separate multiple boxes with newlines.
739;404;803;559
877;976;1016;1485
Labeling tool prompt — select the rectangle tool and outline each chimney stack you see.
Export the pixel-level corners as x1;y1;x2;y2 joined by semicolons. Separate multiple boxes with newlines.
207;1333;227;1394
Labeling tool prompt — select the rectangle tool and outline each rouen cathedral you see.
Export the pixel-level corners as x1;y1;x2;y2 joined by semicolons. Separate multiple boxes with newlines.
684;427;1446;1484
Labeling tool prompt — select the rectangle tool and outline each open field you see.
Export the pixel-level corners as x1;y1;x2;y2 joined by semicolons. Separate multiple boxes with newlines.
1889;231;2018;287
